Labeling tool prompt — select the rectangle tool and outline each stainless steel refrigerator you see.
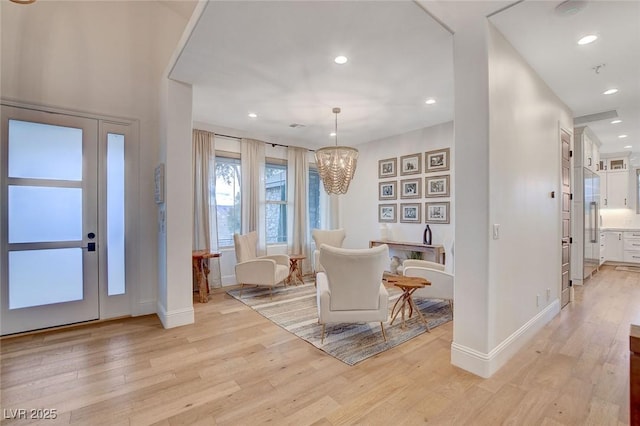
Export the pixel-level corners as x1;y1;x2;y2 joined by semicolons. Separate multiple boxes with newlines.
583;169;600;278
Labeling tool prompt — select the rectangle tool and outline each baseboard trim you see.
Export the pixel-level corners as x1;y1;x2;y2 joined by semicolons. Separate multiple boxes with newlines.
156;302;194;329
133;299;156;316
451;299;560;378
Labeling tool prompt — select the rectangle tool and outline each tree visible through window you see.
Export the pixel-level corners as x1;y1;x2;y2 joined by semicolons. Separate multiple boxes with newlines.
215;156;241;247
309;167;320;232
266;162;287;244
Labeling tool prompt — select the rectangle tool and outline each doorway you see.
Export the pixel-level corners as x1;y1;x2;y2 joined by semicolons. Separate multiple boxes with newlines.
561;128;572;308
1;105;132;335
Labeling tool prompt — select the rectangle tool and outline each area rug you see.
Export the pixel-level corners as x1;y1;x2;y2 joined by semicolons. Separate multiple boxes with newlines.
226;281;452;366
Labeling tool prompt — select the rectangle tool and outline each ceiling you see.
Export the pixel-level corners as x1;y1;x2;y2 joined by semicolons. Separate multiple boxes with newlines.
170;0;640;156
169;1;453;150
490;0;640;161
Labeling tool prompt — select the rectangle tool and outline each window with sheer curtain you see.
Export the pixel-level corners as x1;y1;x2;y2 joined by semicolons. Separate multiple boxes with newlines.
266;161;287;244
214;154;241;247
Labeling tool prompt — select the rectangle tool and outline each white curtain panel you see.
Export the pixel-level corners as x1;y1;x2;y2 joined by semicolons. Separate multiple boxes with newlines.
192;129;221;288
241;138;266;255
287;146;310;273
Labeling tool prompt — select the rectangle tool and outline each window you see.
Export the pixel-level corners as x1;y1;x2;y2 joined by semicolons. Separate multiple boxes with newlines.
215;155;241;247
309;166;321;232
266;161;287;244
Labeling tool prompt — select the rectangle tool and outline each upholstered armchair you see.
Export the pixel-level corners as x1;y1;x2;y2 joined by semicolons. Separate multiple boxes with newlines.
233;232;290;299
311;228;346;275
316;244;389;343
402;261;454;312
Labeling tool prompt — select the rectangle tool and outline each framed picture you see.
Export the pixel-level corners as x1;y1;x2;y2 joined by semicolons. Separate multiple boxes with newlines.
378;157;397;178
378;204;397;223
400;178;421;199
425;201;450;224
425;175;450;198
379;181;397;200
400;203;421;223
400;153;422;175
154;163;165;204
425;148;450;172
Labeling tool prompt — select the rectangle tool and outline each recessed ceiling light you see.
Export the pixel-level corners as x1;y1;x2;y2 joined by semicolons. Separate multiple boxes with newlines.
248;113;257;118
624;145;633;149
334;56;348;65
603;88;619;95
619;134;628;139
578;34;598;45
425;98;436;105
329;132;336;137
611;119;622;124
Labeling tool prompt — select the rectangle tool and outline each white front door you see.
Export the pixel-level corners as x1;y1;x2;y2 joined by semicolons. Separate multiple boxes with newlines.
1;106;99;335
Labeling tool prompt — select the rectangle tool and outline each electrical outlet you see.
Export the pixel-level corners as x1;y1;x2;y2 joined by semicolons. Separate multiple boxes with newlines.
536;294;540;307
546;288;551;300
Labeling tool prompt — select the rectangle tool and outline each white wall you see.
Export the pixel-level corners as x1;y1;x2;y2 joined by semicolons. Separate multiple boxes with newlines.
341;123;454;261
487;23;572;349
1;0;196;316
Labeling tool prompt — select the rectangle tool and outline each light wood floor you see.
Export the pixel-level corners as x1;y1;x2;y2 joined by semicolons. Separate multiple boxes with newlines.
1;265;637;425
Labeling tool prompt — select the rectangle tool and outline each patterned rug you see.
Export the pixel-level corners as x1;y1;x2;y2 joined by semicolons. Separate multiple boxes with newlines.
226;281;452;366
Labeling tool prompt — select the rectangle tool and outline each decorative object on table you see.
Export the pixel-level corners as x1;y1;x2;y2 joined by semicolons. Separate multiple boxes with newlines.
400;203;421;223
425;201;450;224
378;204;397;223
400;178;421;199
423;224;432;245
400;153;422;175
378;157;397;179
378;181;397;200
390;255;402;274
425;174;450;198
379;223;389;240
314;107;358;195
226;278;452;366
425;148;450;173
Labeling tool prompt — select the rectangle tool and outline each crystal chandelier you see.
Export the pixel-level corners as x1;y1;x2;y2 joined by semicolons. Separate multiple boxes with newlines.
314;107;359;195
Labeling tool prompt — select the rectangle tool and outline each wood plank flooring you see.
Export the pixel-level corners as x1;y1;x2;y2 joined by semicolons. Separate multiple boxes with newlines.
1;265;637;425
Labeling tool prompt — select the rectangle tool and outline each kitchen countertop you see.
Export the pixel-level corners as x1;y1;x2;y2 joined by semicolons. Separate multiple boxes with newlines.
601;228;640;232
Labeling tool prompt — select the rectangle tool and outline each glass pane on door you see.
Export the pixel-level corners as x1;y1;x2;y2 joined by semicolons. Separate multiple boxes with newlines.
9;248;83;309
9;120;83;181
8;186;82;243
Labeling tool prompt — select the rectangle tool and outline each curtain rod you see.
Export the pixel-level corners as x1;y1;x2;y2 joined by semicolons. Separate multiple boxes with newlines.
213;132;315;152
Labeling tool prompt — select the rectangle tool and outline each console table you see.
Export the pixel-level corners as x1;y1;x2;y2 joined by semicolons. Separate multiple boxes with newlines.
369;240;445;264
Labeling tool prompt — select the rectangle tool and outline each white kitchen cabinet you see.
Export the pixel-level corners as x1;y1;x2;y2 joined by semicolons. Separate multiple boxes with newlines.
607;157;628;171
605;171;630;208
577;127;600;173
600;232;606;265
605;231;624;262
624;232;640;264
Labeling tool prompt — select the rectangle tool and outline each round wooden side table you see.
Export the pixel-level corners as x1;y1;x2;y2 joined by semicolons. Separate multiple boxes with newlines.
387;276;431;330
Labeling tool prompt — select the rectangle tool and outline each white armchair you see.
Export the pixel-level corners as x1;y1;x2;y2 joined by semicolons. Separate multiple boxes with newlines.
402;262;454;312
311;228;346;274
233;232;290;299
316;244;389;343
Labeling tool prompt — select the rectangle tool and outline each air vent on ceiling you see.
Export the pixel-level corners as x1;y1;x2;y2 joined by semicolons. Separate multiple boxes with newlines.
555;0;587;17
574;110;618;125
289;123;306;128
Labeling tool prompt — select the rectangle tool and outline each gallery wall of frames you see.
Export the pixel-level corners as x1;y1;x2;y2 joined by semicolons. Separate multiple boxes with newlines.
377;148;451;225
